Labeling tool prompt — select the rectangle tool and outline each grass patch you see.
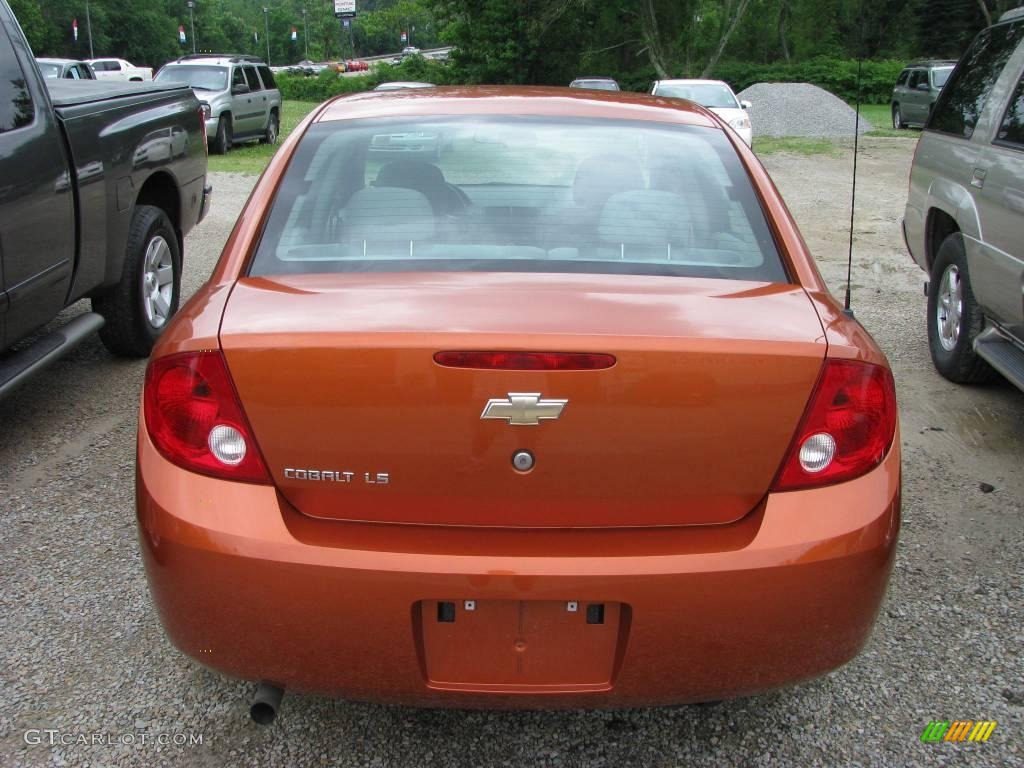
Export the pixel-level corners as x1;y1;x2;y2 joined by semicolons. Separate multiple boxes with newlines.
207;100;319;175
856;103;921;138
753;137;843;157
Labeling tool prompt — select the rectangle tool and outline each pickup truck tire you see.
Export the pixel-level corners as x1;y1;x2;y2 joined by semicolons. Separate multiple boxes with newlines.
261;110;279;145
927;233;997;384
212;115;232;154
93;205;181;357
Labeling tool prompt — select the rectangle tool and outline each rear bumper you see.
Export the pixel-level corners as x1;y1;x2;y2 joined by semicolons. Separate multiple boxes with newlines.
136;424;900;709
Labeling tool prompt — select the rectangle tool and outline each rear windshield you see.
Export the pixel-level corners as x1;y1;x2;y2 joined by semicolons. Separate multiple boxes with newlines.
571;80;619;91
931;67;953;88
248;116;787;282
155;64;227;91
37;62;61;78
656;83;739;109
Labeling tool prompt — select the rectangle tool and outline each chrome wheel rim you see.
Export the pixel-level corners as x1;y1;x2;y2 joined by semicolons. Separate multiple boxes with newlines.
142;236;173;328
936;264;962;352
268;117;278;143
893;109;900;129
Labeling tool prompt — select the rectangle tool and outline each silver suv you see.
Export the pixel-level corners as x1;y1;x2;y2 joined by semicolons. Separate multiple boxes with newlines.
154;55;281;154
903;8;1024;391
891;60;956;129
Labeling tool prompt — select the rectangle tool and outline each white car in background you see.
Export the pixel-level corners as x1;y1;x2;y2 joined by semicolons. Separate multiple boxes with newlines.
651;79;752;146
87;57;153;81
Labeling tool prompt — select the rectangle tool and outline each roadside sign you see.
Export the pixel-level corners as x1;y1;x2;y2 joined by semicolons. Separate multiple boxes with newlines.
334;0;356;18
179;25;186;44
72;18;78;41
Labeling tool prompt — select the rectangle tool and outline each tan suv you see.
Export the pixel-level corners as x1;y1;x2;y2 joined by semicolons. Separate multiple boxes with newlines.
903;8;1024;391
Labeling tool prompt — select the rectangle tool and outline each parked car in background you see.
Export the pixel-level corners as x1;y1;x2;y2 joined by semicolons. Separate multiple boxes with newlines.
0;0;208;398
87;57;152;81
569;76;620;91
903;8;1024;391
137;85;899;720
154;54;281;154
35;57;96;80
372;81;435;91
891;60;957;129
650;79;752;146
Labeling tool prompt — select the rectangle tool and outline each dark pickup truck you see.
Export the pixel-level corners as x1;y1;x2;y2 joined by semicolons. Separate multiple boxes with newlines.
0;0;209;397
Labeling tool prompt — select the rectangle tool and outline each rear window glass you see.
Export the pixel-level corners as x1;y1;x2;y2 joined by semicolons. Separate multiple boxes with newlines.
656;83;739;108
0;25;33;133
248;117;787;283
258;65;277;90
996;73;1024;147
932;67;953;88
929;19;1024;138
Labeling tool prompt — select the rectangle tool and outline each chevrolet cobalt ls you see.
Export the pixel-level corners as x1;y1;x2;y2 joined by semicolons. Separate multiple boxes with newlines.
136;87;900;718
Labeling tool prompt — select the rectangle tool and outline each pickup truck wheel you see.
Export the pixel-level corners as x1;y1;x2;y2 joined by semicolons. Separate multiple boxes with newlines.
93;205;181;358
261;110;279;144
926;233;996;384
212;115;232;154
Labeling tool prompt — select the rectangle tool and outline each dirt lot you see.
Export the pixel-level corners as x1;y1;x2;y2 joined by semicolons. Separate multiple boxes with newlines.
0;138;1021;768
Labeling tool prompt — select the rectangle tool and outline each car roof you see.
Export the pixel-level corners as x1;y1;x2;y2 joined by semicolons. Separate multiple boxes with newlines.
318;86;718;129
904;60;957;68
373;81;436;90
36;58;83;65
168;55;266;66
655;78;731;87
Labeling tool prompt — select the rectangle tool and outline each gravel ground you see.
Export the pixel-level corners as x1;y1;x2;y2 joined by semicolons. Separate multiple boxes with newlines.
1;147;1022;767
738;83;874;137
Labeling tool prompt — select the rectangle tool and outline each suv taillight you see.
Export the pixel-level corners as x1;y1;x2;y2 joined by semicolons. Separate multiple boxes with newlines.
144;351;270;483
771;359;896;491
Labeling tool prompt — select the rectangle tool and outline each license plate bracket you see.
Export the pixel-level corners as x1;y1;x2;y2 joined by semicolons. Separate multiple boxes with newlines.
418;599;625;692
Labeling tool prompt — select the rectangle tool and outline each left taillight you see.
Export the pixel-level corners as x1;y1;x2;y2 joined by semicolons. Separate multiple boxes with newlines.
143;351;270;483
771;358;897;492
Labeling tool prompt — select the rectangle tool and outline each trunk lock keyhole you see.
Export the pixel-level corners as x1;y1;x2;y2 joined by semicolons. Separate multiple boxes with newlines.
512;450;534;472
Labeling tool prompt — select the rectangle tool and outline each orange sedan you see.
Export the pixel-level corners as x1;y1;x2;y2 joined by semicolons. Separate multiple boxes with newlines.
136;87;900;722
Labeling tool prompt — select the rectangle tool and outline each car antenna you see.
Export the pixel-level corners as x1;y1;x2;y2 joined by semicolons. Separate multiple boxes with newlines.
843;0;866;319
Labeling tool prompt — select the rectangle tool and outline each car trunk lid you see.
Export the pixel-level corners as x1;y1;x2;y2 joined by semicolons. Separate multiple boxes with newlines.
219;272;826;528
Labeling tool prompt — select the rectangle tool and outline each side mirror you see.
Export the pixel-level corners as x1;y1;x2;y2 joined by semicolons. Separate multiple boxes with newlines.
740;100;752;109
916;82;930;91
231;83;250;95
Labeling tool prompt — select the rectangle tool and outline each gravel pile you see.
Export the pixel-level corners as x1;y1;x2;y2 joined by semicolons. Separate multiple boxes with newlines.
737;82;873;138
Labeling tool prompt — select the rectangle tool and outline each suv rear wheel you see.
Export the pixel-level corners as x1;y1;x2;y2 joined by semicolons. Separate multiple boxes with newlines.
927;233;996;383
892;104;905;130
261;109;279;145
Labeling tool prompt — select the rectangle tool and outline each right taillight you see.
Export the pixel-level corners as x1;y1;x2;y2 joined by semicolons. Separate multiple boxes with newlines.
772;359;896;491
143;351;270;483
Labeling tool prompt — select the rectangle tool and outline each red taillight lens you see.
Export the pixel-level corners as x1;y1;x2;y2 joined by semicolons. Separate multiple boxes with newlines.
772;359;897;491
433;351;616;370
144;351;270;483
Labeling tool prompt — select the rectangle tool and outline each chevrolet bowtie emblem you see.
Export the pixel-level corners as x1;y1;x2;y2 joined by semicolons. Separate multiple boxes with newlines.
480;393;568;426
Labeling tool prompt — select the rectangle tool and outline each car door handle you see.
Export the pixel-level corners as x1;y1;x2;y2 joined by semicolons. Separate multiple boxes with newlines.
971;168;986;189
